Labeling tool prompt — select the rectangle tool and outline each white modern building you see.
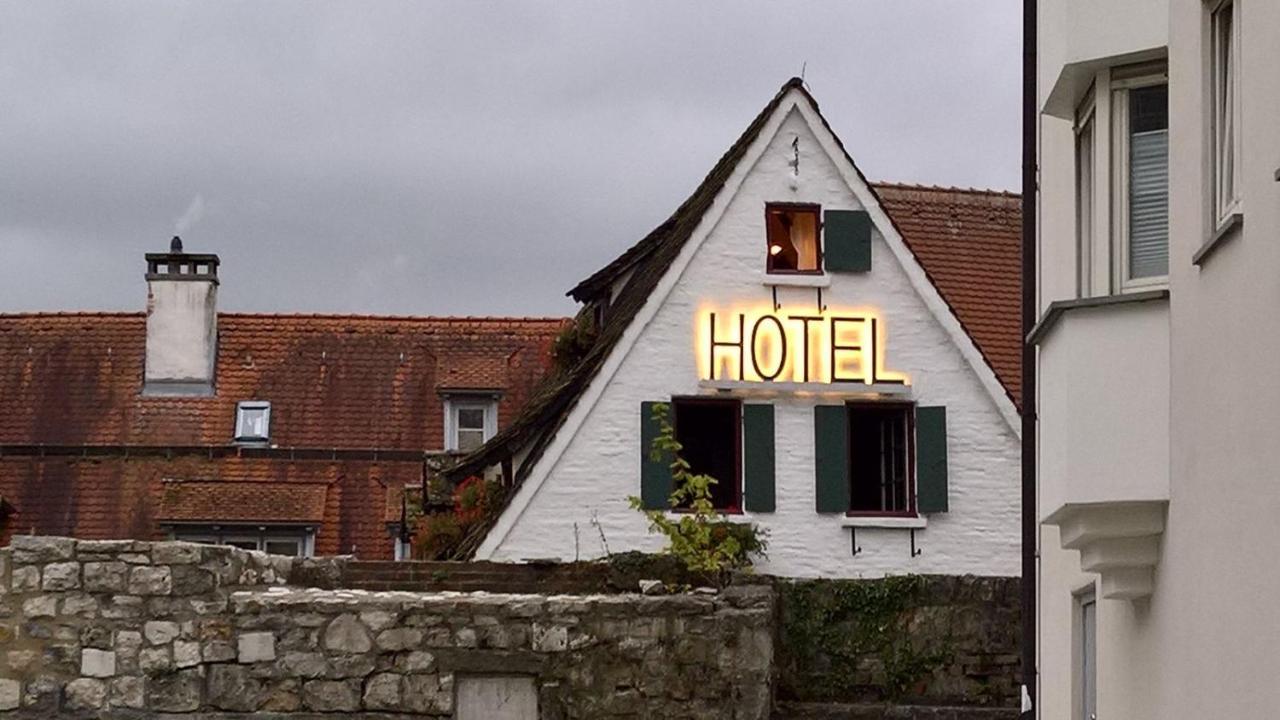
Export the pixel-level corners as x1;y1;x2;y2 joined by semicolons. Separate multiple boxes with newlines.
450;79;1025;579
1034;1;1280;717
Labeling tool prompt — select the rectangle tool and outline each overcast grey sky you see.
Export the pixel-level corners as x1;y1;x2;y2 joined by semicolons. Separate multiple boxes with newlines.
0;1;1020;317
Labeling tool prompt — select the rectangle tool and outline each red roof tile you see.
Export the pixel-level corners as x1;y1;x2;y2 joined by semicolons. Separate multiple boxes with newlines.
155;479;329;524
0;313;568;449
873;183;1022;405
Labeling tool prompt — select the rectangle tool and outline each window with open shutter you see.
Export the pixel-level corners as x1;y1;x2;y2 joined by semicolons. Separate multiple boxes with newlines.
639;401;673;510
823;209;872;273
743;404;775;512
915;406;949;513
814;405;849;512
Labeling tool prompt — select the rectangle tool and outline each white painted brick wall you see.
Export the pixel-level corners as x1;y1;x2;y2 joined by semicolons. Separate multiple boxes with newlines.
486;105;1020;579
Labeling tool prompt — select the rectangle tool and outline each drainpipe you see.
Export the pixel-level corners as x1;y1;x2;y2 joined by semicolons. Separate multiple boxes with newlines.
1020;0;1038;717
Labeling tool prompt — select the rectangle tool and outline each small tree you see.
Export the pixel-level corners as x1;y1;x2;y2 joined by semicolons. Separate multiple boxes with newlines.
629;402;766;585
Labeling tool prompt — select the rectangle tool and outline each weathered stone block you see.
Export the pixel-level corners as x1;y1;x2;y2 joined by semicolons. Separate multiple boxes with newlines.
152;542;202;565
83;561;128;593
128;566;172;595
359;609;397;632
64;678;107;710
101;595;144;619
148;668;203;712
138;647;173;675
144;620;180;645
6;650;38;672
302;679;360;712
207;664;267;711
203;640;236;663
10;566;39;592
109;676;145;709
172;564;216;596
403;673;451;714
61;593;99;618
362;672;402;710
395;650;437;673
81;648;117;678
21;595;57;618
327;654;376;679
0;678;19;711
532;623;568;652
174;639;202;668
323;613;372;653
375;627;423;651
40;561;80;591
279;650;330;678
239;631;277;663
80;625;113;650
12;536;75;564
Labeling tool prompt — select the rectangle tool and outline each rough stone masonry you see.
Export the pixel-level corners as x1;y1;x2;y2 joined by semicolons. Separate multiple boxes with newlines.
0;536;774;718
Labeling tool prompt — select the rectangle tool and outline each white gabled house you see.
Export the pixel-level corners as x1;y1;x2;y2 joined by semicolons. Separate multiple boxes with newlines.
450;78;1023;579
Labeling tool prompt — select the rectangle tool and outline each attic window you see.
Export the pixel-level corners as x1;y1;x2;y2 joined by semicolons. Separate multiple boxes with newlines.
234;401;271;443
766;203;821;274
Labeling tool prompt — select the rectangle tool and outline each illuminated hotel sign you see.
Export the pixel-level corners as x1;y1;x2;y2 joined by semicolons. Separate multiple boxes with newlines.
696;307;908;385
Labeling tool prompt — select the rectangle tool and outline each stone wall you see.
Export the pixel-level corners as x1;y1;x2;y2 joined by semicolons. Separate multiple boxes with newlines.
0;537;773;718
776;575;1020;709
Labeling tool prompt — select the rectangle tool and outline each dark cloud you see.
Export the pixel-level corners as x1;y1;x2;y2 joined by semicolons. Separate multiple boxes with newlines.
0;1;1020;316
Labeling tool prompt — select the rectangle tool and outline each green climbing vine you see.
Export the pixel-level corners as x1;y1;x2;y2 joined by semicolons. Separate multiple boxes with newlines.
627;402;767;586
778;576;954;702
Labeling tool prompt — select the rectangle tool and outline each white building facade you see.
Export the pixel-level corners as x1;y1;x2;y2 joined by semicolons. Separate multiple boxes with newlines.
454;80;1023;580
1035;1;1280;717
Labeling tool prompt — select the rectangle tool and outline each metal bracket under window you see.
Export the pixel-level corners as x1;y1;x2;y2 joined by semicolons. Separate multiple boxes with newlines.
910;528;923;557
850;527;862;557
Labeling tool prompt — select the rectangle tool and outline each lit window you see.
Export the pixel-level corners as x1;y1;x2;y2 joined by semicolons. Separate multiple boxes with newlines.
765;204;821;274
673;398;741;511
848;403;914;514
446;397;497;452
234;401;271;443
1211;0;1241;225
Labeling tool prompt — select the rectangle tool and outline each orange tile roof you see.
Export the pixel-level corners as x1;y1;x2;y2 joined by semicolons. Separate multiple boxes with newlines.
155;479;329;524
872;183;1022;405
0;313;568;449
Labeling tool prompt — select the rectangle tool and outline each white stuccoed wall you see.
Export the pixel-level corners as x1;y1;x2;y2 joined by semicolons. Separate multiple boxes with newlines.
482;99;1020;578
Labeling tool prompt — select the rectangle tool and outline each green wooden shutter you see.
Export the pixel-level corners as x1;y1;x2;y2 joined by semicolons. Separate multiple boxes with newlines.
743;404;775;512
823;209;872;273
916;406;949;513
640;401;673;510
814;405;849;513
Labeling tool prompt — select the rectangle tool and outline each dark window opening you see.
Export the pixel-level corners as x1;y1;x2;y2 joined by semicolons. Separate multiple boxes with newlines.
766;204;821;274
848;403;914;514
674;398;741;511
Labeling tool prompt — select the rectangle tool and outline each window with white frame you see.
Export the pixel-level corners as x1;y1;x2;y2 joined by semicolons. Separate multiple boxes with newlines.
1114;76;1169;284
1211;0;1241;226
1075;90;1096;297
445;396;498;452
170;526;312;557
1073;63;1168;296
234;401;271;443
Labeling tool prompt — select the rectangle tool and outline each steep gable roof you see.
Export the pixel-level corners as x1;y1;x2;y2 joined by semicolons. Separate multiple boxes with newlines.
447;78;1021;487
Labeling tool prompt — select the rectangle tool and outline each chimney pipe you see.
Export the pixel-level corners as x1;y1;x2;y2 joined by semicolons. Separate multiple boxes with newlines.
143;237;220;396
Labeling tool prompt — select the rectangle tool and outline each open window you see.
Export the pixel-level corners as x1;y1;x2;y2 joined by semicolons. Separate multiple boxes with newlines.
848;403;915;515
765;203;821;274
673;398;742;512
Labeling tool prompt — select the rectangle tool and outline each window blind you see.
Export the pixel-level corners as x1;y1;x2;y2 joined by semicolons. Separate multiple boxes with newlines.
1128;85;1169;280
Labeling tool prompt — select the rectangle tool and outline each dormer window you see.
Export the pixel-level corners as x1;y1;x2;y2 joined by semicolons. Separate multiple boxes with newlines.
445;396;498;452
234;401;271;443
765;203;821;274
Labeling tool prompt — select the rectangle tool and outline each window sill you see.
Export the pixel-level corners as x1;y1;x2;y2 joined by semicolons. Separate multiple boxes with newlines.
760;273;830;289
840;515;926;529
1192;212;1243;267
663;511;751;522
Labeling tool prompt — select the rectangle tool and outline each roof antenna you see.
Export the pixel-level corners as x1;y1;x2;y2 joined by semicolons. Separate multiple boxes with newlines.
800;61;807;85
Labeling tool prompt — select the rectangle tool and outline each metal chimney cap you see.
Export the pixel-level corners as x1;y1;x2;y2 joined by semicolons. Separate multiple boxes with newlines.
170;235;184;253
